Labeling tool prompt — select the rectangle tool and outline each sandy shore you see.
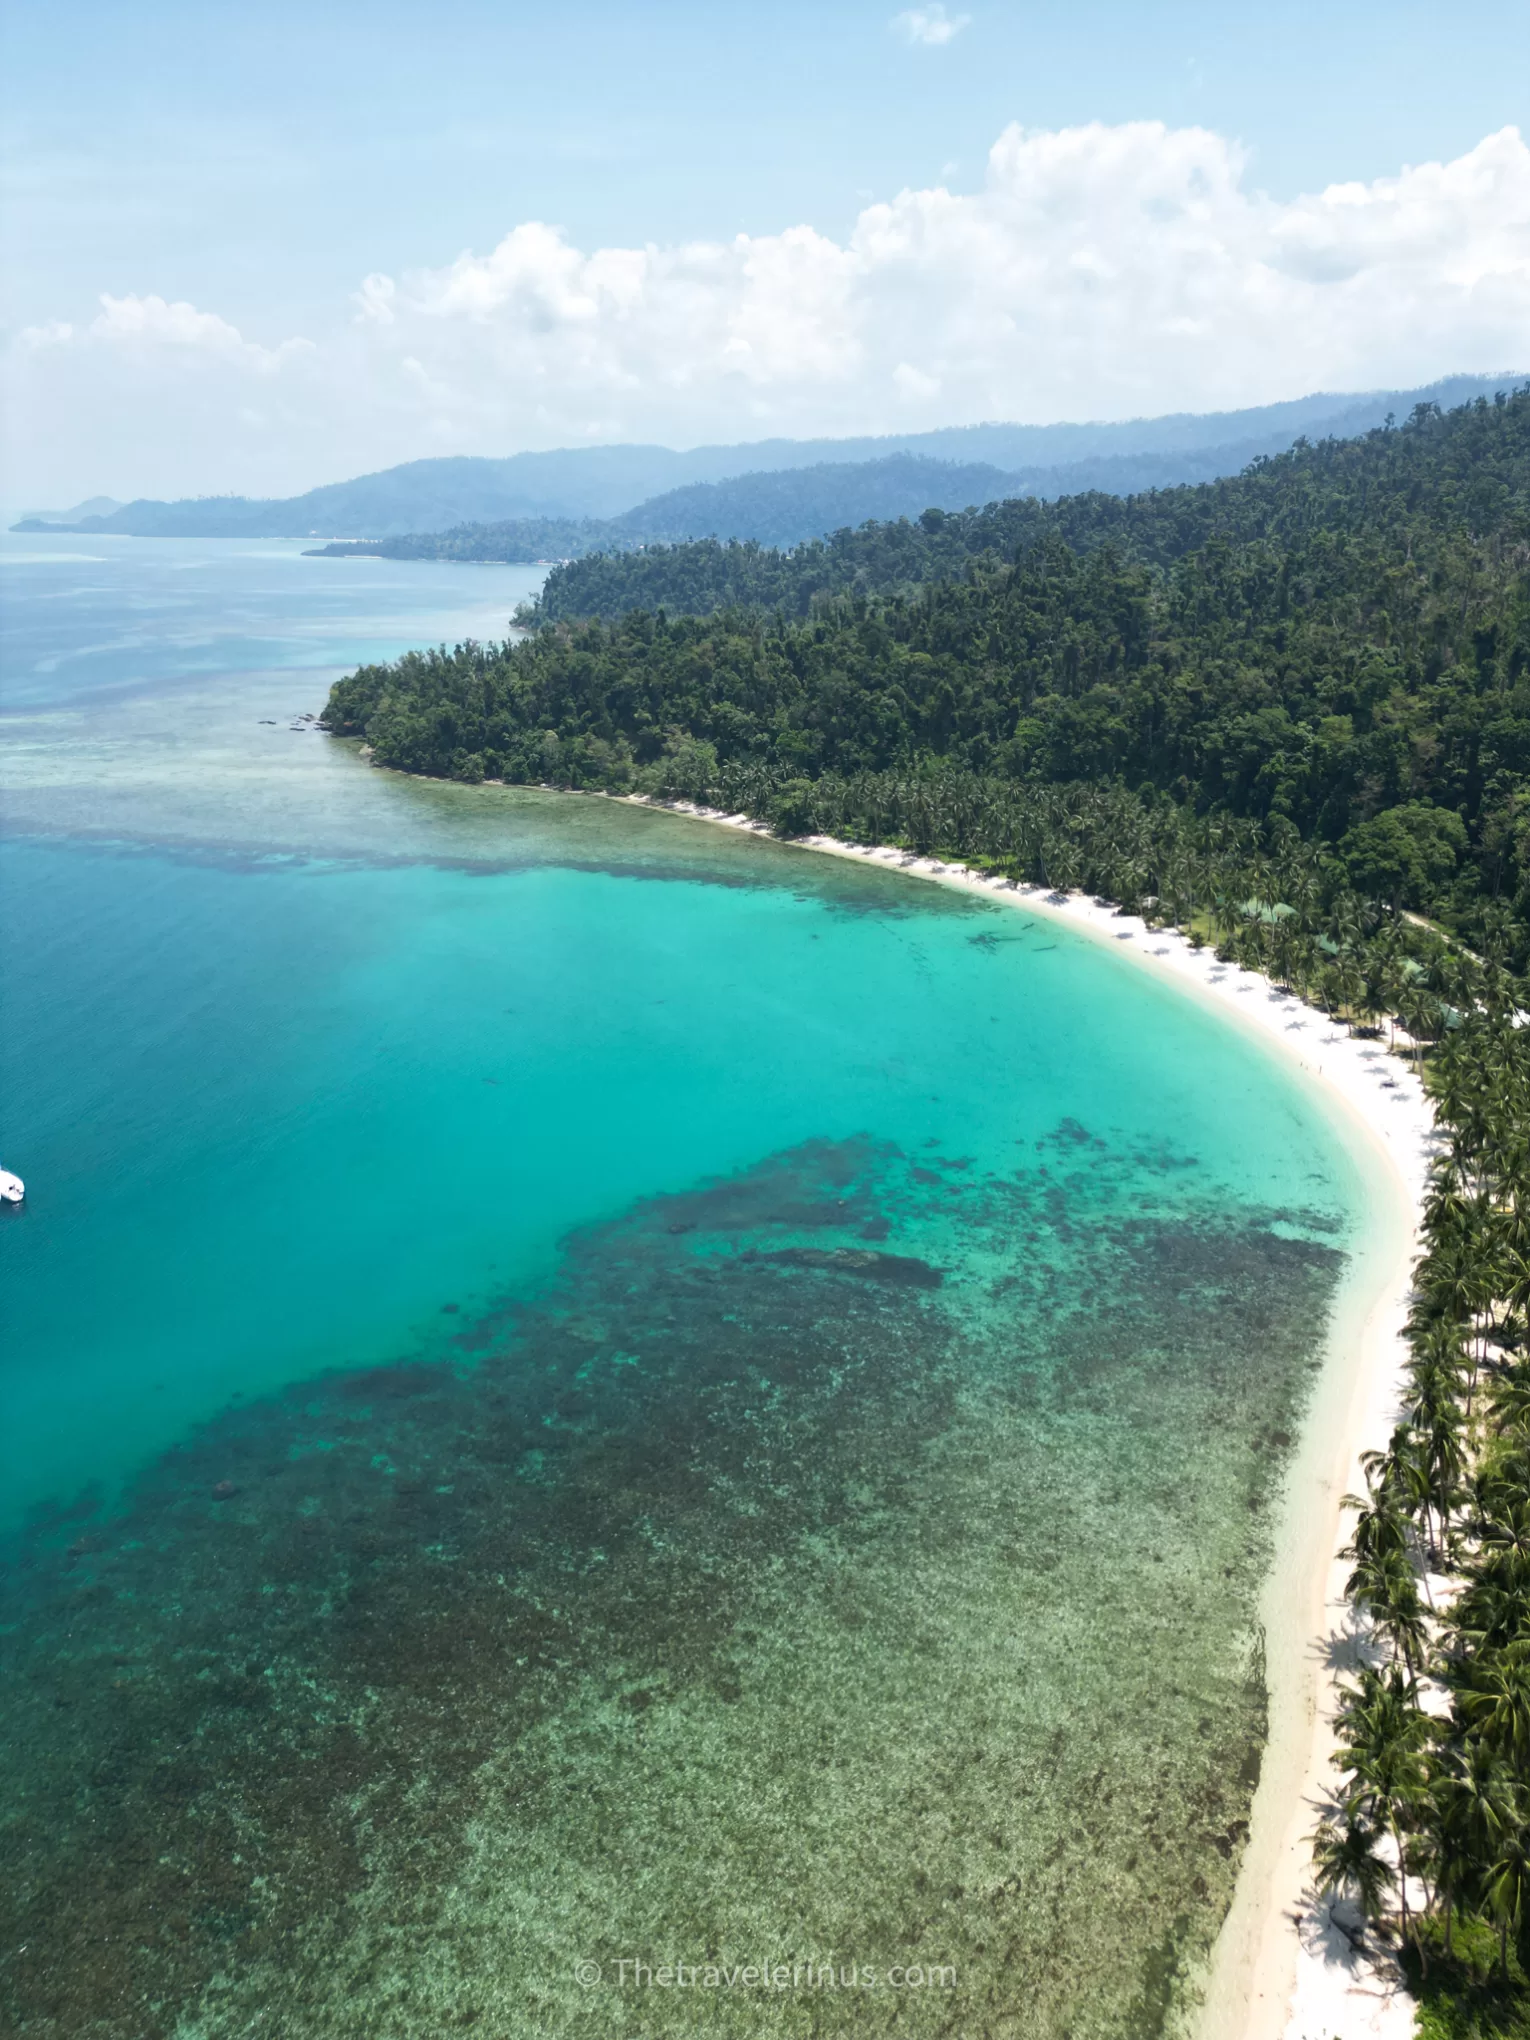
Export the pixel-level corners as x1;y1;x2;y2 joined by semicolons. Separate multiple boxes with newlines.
633;800;1439;2040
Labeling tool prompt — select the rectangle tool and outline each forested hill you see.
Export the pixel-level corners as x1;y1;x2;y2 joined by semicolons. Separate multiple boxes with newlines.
314;438;1419;568
306;457;1031;563
531;392;1530;622
323;389;1530;949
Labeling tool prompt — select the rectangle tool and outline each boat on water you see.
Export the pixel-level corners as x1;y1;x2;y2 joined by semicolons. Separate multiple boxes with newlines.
0;1168;25;1204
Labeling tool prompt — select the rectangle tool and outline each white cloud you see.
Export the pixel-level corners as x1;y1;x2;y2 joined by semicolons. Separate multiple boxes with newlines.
354;273;397;325
5;296;320;501
20;293;312;374
350;120;1530;441
893;6;971;47
6;120;1530;502
893;361;942;401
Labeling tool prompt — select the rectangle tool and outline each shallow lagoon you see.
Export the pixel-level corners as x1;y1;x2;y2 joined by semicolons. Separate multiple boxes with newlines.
0;535;1369;2035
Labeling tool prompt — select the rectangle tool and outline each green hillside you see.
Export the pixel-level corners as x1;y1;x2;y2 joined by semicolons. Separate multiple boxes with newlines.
529;389;1529;620
325;390;1530;953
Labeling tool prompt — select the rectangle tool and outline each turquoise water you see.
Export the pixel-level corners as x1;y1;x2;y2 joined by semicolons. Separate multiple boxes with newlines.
0;533;1370;2037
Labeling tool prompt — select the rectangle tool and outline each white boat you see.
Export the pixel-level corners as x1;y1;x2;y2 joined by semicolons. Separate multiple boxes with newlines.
0;1168;24;1204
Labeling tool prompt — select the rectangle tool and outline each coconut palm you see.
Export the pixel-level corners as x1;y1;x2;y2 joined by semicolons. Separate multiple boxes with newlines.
1431;1741;1518;1959
1484;1820;1530;1976
1457;1641;1530;1774
1335;1666;1433;1953
1333;955;1366;1031
1312;1813;1396;1933
1348;1545;1430;1683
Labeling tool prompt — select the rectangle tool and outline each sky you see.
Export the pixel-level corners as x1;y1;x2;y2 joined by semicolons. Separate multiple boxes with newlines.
2;0;1529;507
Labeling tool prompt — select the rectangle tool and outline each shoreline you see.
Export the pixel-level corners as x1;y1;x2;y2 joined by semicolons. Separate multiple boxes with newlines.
628;797;1438;2040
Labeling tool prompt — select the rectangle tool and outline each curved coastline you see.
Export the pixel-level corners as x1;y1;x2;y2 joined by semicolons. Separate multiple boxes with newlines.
625;795;1437;2040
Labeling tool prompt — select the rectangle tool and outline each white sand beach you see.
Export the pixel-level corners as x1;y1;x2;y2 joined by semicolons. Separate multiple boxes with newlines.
636;799;1439;2040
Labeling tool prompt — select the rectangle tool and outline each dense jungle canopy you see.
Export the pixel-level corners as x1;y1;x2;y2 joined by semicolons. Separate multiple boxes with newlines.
324;389;1530;955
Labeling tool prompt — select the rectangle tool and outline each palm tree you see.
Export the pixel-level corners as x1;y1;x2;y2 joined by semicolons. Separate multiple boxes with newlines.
1312;1813;1396;1935
1348;1545;1430;1682
1484;1821;1530;1977
1456;1639;1530;1774
1345;1465;1412;1562
1335;1666;1433;1954
1431;1740;1517;1959
1455;1573;1530;1657
1334;955;1365;1031
1488;1364;1530;1437
1422;1411;1468;1562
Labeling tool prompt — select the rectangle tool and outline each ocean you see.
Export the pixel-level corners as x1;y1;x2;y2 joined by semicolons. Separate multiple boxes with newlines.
0;532;1371;2037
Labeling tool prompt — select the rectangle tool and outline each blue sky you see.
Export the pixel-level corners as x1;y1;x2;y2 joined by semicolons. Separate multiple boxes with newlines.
3;0;1529;502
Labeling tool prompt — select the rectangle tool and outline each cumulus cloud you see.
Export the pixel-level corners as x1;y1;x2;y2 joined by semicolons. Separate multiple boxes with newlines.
350;120;1530;441
353;273;398;325
6;295;320;501
7;120;1530;501
21;293;313;373
893;6;971;47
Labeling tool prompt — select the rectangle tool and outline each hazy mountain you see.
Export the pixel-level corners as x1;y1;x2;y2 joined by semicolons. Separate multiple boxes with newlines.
13;374;1523;541
17;495;125;525
616;455;1029;546
305;457;1030;562
318;448;1280;562
308;384;1530;565
613;456;1026;549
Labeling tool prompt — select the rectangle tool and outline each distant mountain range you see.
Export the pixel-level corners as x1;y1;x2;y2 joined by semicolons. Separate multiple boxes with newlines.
20;495;125;526
308;455;1059;562
13;374;1524;548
